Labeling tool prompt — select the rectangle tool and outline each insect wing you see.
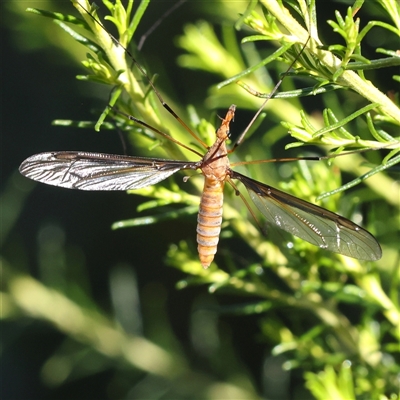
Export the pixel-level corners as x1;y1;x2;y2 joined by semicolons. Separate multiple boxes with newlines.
19;151;194;191
232;172;382;261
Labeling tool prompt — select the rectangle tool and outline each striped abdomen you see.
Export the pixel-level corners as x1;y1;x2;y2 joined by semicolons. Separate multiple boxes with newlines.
197;178;225;268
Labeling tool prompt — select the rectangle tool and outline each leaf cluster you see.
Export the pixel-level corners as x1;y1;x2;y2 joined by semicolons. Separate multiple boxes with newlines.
4;0;399;399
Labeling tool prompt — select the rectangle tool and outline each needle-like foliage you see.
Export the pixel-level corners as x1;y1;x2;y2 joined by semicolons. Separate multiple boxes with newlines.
3;1;399;398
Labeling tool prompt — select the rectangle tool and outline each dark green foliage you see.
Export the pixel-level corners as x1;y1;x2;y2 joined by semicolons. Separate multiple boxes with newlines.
2;0;399;398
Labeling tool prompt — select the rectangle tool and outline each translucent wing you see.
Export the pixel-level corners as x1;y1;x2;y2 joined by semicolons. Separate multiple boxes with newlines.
19;151;196;191
232;171;382;261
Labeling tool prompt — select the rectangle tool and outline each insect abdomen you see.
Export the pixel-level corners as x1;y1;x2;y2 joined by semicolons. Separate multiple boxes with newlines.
197;178;225;268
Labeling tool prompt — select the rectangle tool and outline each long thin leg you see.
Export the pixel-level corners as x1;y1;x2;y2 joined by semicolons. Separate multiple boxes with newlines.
230;37;311;153
77;2;208;149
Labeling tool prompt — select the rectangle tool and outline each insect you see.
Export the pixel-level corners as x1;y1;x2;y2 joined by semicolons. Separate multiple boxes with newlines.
19;3;382;268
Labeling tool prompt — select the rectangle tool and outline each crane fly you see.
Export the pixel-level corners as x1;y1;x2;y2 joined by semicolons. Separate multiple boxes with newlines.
19;105;382;266
19;3;382;268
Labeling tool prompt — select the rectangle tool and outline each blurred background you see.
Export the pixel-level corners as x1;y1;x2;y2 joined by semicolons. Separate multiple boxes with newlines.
1;1;399;399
